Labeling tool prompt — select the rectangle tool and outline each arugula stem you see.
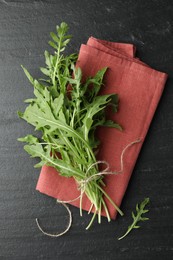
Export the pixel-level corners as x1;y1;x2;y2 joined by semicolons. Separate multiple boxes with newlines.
59;130;81;160
118;226;133;240
86;210;97;230
79;192;83;216
52;37;61;87
101;198;111;222
98;200;102;224
88;203;94;214
94;183;124;216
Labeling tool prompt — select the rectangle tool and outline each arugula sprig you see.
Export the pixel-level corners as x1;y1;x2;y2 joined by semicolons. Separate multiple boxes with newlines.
118;198;150;240
18;22;123;229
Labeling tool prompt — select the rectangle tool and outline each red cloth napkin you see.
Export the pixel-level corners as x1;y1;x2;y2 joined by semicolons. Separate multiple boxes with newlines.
36;37;167;219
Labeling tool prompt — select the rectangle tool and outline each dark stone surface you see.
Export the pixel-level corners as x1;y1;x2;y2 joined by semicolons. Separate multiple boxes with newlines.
0;0;172;259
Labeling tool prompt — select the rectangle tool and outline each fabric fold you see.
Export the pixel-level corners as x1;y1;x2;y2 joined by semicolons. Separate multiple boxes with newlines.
36;38;167;219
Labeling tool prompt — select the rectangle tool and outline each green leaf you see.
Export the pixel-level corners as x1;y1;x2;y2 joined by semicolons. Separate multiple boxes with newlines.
132;211;135;220
44;50;51;67
21;66;34;85
82;94;118;138
40;67;50;77
118;198;150;240
20;102;57;131
51;93;64;117
48;41;58;49
18;134;39;144
23;143;83;178
62;38;71;46
140;217;149;221
134;225;140;229
84;67;107;99
17;111;23;118
24;98;35;103
60;47;65;53
56;22;69;37
50;32;59;43
142;209;149;213
34;161;45;168
102;120;122;130
59;109;66;123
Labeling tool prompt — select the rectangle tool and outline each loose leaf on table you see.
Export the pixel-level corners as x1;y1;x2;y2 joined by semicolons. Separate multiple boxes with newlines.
118;198;150;240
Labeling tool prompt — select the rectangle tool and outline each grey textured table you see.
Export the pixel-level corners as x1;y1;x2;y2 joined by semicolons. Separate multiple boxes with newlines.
0;0;173;259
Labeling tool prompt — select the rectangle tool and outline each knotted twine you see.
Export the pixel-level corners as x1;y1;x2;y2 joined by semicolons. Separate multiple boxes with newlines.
36;138;141;237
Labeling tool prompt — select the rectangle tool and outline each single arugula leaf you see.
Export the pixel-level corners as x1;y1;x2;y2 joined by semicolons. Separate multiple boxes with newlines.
21;65;34;85
51;93;64;117
21;138;84;178
102;120;122;130
18;134;39;144
82;67;107;99
118;198;150;240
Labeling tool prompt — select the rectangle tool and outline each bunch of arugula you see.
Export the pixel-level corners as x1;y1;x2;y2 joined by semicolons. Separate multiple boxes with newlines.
18;22;123;229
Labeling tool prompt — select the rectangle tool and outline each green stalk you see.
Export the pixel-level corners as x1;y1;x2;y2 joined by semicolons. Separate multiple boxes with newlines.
86;210;97;230
98;199;102;224
101;198;111;222
94;183;124;216
52;35;61;87
59;130;81;160
79;192;83;216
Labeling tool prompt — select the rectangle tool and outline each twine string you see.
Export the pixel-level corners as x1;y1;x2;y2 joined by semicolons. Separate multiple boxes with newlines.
35;201;72;237
79;138;141;186
36;138;141;237
56;194;82;204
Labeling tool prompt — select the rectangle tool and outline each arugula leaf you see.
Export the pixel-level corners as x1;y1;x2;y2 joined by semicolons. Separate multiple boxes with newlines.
118;198;150;240
18;134;39;144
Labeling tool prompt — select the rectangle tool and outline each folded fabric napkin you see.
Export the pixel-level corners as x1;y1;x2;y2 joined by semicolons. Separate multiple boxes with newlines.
36;37;167;219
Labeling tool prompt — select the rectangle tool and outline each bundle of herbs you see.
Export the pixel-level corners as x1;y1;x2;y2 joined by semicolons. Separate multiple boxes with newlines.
18;22;124;229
